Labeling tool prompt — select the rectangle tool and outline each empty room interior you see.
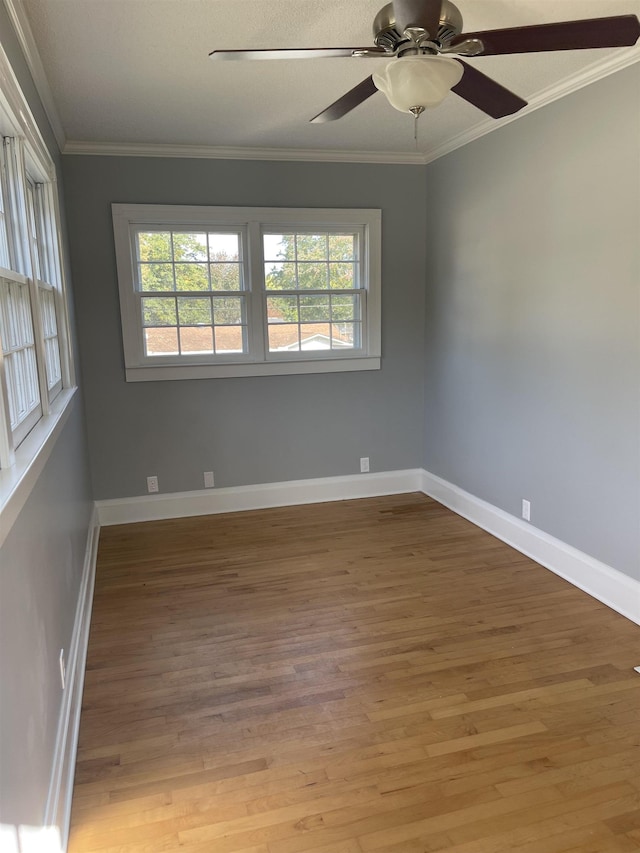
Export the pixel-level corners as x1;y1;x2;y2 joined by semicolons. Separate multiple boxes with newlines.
1;1;639;851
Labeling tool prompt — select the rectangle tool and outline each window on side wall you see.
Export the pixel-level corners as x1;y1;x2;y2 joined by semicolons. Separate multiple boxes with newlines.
112;204;381;381
0;133;71;467
0;45;74;477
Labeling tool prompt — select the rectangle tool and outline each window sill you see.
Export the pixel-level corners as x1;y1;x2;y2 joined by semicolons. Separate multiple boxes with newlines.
125;356;381;382
0;386;78;548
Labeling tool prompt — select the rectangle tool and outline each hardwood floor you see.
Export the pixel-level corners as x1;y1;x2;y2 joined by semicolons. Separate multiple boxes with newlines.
68;493;640;852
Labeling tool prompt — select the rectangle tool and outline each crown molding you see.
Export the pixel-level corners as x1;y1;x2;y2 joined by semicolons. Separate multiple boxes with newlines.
6;1;637;169
423;45;640;165
3;0;66;151
63;44;640;166
62;140;426;165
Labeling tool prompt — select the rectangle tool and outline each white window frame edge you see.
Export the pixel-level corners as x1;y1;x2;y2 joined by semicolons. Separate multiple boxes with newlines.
0;43;51;177
0;41;77;539
112;203;381;381
0;386;76;547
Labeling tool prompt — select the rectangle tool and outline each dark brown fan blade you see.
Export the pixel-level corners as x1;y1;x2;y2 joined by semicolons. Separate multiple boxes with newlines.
452;61;527;119
451;15;640;56
310;76;378;123
392;0;442;39
209;47;384;61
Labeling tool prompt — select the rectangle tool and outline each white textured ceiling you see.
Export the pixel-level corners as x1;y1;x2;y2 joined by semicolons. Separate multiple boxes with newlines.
17;0;640;162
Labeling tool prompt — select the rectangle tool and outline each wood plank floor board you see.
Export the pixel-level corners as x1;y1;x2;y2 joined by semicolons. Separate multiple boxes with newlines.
68;494;640;852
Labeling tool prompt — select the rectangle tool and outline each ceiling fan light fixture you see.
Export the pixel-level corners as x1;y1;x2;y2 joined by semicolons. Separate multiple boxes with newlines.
372;55;463;113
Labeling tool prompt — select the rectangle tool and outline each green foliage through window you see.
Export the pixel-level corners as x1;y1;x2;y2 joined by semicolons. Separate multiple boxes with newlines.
264;232;359;323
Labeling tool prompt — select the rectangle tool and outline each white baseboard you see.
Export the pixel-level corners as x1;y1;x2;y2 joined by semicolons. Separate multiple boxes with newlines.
97;467;639;628
44;503;100;851
421;470;640;627
96;469;423;526
34;470;634;853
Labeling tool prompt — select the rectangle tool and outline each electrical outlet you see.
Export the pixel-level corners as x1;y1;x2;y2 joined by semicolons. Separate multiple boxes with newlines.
522;499;531;522
147;475;159;493
204;471;215;489
360;457;370;473
59;649;66;690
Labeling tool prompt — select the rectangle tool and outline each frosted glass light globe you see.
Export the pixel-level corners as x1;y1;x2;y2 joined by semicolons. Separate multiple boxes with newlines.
373;56;464;113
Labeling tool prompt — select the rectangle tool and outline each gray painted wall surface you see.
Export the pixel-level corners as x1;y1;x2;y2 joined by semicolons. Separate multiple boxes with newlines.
423;65;640;579
62;157;427;499
0;3;93;833
0;401;92;828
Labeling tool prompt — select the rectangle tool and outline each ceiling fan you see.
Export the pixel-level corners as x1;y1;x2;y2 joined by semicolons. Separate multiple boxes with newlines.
209;0;640;123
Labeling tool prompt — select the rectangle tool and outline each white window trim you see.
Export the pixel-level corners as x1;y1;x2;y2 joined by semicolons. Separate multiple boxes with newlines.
0;385;76;547
112;203;382;381
0;41;77;544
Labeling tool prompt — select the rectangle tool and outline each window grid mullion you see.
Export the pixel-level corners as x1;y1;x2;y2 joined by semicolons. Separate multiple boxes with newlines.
247;220;265;361
26;276;50;416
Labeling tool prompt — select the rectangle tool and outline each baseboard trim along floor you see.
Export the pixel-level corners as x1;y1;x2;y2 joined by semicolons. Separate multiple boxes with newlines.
54;470;637;851
96;469;424;525
45;505;100;852
420;470;640;627
96;467;639;626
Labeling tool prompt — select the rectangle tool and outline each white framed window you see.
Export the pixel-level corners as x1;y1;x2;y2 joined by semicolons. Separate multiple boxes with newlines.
112;204;381;381
0;272;41;445
25;178;63;400
0;46;74;474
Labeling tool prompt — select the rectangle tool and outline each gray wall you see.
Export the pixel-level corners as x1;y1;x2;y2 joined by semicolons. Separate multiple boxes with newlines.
0;400;91;829
423;64;640;580
0;0;93;833
62;157;427;499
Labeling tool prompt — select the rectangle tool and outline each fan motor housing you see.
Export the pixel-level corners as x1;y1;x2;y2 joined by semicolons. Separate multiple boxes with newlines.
373;0;463;50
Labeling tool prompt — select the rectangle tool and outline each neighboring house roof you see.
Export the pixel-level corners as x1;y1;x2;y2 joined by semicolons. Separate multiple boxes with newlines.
144;322;353;355
279;333;352;351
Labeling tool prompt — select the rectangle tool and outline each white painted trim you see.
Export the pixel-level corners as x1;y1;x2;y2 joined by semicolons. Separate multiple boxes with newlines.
3;0;638;167
3;0;67;152
63;140;426;165
44;503;99;852
423;48;640;164
62;50;640;166
97;467;638;628
125;356;381;382
0;387;77;548
97;469;423;526
0;39;53;177
420;470;640;627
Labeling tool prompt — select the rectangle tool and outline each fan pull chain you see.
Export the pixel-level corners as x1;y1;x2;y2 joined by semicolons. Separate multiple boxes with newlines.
410;105;425;151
